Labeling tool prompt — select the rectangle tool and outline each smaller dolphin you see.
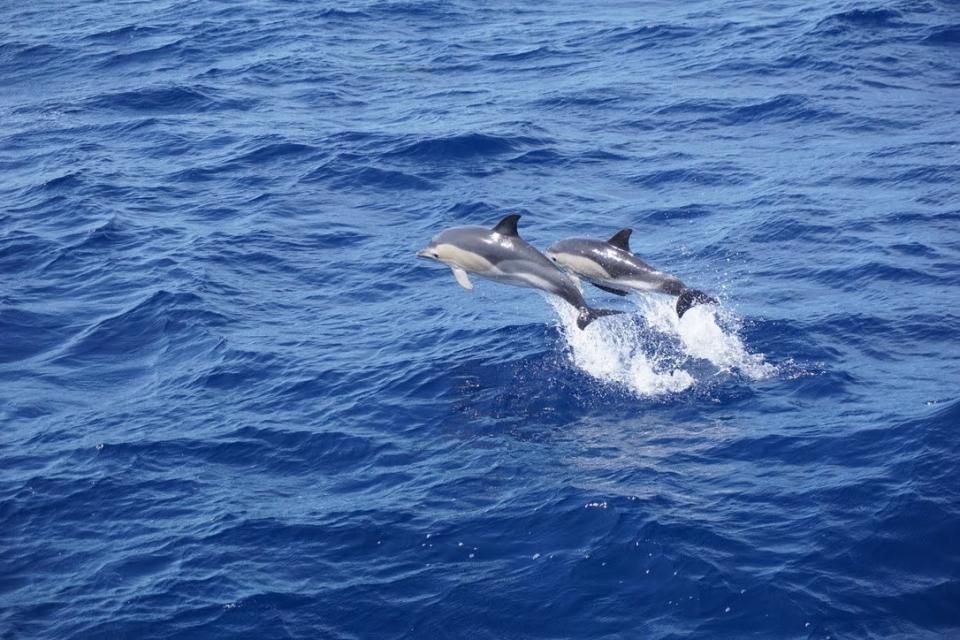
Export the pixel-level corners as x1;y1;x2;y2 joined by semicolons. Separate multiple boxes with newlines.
416;214;623;329
545;228;716;318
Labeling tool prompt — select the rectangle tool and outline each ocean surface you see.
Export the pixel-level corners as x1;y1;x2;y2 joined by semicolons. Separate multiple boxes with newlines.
2;0;959;638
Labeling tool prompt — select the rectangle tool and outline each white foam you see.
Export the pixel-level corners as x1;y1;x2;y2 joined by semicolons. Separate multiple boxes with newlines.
549;298;694;396
639;296;777;380
548;294;776;397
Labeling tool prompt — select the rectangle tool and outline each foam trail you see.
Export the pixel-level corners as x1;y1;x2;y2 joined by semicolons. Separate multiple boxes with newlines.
547;297;695;397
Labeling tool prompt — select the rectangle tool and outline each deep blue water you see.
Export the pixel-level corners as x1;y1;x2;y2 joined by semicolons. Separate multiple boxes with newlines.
2;0;960;638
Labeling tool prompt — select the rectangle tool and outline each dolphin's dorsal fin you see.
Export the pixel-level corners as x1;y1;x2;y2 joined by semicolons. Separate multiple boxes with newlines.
492;214;521;237
607;228;632;251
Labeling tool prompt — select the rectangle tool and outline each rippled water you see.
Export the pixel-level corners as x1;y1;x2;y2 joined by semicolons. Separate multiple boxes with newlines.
2;1;959;638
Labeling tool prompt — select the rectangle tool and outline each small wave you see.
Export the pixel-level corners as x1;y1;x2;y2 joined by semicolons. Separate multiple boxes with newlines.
0;231;59;274
630;166;754;189
639;203;714;222
335;166;435;191
721;94;835;125
386;133;541;160
0;42;71;65
586;24;700;49
233;142;319;165
98;39;189;68
301;163;434;190
86;85;255;114
547;295;775;397
816;8;904;31
812;261;945;288
536;92;624;109
32;171;84;193
82;24;164;43
0;308;73;364
487;46;565;62
507;149;564;165
55;290;227;363
316;8;371;20
923;25;960;47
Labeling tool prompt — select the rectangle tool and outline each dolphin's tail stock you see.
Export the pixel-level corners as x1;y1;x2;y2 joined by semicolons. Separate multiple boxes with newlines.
676;288;717;318
576;306;625;330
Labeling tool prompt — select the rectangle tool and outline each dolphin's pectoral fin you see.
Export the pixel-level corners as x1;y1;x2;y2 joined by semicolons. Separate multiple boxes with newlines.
568;273;583;293
451;266;473;290
592;282;630;297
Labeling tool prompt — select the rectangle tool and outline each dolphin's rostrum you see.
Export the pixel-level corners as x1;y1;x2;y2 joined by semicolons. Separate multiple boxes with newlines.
417;214;623;329
545;228;716;318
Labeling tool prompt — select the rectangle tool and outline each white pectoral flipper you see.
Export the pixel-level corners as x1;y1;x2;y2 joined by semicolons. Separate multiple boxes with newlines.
451;266;474;290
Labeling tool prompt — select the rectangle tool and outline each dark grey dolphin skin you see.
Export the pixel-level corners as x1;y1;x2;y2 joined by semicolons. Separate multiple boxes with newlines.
416;214;623;329
545;228;717;318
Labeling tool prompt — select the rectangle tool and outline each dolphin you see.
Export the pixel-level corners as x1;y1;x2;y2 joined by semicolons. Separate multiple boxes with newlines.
545;228;717;318
416;214;623;329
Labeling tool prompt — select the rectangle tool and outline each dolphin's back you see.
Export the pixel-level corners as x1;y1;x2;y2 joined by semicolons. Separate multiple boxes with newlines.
437;227;551;268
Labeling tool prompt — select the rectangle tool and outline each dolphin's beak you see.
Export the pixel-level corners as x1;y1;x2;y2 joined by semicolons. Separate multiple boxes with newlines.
416;248;431;260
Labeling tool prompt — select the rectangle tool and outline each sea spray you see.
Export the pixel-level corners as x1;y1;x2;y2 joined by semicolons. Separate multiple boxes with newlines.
639;296;777;380
548;295;776;396
548;297;695;396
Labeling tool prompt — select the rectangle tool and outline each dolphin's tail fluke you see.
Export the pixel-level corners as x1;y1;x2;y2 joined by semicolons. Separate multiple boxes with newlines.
676;288;717;318
576;306;625;330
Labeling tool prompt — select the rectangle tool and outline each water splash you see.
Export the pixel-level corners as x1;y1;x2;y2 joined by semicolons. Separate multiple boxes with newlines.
548;295;776;397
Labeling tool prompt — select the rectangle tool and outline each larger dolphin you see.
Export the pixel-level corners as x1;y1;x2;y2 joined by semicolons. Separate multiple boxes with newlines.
416;214;623;329
545;228;716;318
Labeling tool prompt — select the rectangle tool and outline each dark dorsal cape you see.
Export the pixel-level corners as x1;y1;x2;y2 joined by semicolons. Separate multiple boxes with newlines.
608;228;632;251
493;214;521;237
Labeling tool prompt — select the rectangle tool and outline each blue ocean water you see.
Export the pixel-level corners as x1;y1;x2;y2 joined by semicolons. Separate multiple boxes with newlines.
2;0;959;637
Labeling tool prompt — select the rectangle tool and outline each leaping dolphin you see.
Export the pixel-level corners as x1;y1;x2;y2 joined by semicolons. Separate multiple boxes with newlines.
545;228;716;318
416;214;623;329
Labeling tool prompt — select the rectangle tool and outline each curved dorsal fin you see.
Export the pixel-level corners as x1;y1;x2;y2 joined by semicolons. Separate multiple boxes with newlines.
607;228;632;251
492;213;521;236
